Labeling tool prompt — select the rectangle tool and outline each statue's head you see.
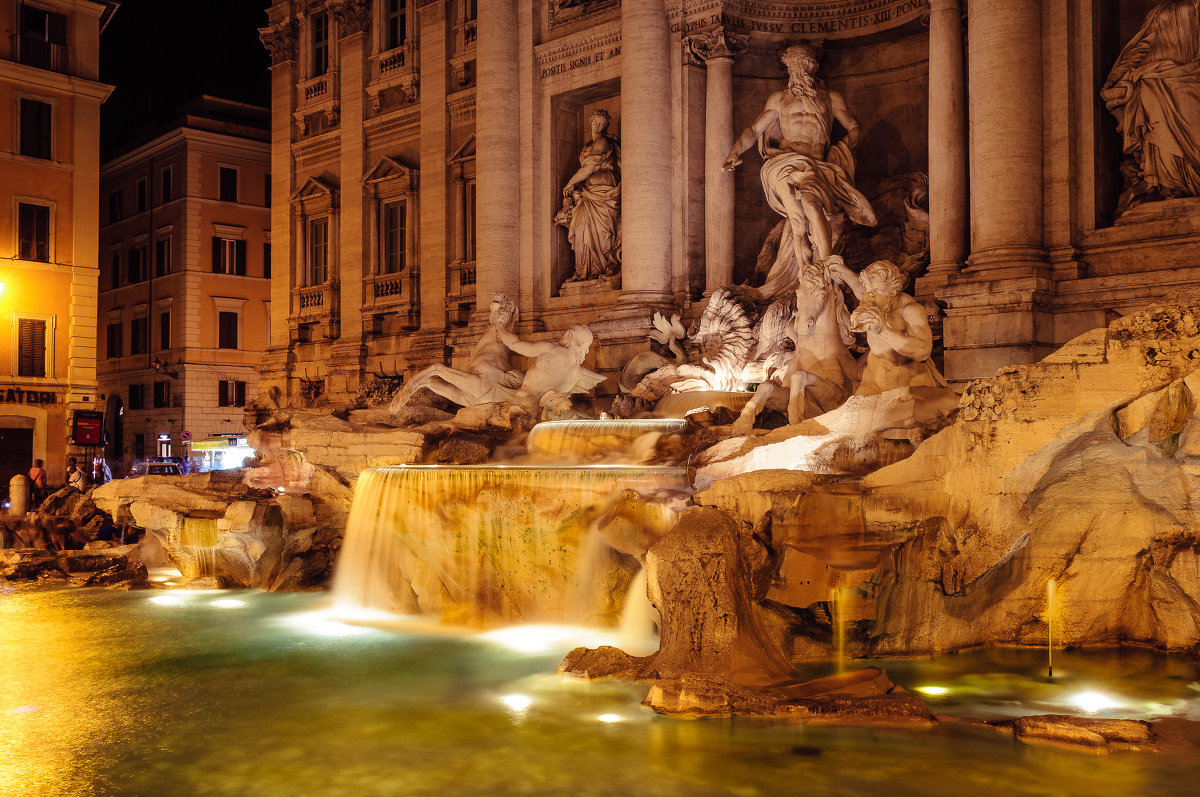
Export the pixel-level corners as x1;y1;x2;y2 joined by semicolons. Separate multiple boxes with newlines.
590;108;612;135
489;292;518;329
561;324;593;360
781;43;821;78
859;260;905;296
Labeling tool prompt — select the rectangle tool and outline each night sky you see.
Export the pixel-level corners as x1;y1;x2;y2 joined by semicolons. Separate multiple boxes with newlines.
99;0;272;154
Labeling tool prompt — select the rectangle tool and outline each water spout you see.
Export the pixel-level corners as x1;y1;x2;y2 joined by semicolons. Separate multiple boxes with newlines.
1047;577;1056;679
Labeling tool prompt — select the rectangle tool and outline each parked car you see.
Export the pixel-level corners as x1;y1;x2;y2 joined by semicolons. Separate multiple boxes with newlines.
127;461;184;478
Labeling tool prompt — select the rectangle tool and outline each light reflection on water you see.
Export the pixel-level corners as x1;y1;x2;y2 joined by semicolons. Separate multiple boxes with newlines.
1;585;1198;797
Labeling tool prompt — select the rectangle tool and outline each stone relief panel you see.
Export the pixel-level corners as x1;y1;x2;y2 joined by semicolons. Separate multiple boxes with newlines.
1102;0;1200;216
549;0;620;31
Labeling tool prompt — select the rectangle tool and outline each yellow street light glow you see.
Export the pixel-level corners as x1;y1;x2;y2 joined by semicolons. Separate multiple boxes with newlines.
596;713;624;723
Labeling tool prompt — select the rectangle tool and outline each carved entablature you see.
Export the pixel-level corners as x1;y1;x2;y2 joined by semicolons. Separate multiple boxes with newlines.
447;91;475;129
687;26;748;64
548;0;620;31
259;19;299;66
331;0;370;35
667;0;930;40
534;20;621;83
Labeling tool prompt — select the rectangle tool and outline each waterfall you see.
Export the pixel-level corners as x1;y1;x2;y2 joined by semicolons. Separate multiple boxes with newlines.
332;463;688;627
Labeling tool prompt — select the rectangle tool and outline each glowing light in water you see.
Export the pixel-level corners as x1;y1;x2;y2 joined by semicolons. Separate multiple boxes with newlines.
480;625;615;654
596;714;624;723
278;609;380;638
500;694;533;711
210;599;246;609
915;686;949;696
149;595;188;606
11;706;39;714
1069;691;1122;713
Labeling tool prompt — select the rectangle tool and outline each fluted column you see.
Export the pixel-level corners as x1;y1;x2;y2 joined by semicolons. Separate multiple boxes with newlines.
617;0;674;308
475;0;520;311
966;0;1046;275
690;28;747;293
922;0;968;287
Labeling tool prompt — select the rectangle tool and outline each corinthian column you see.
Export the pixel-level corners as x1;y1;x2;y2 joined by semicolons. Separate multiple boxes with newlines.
921;0;968;288
966;0;1046;275
617;0;674;309
475;0;520;311
690;27;747;293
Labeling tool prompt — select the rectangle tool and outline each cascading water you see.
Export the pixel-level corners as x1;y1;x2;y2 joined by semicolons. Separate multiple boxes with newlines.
332;419;691;628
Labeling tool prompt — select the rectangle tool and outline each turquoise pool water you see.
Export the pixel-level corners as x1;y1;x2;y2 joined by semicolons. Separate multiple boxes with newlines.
2;585;1198;797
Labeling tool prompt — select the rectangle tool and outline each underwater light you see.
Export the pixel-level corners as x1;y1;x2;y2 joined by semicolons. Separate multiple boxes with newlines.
500;694;533;711
1069;691;1122;713
211;599;246;608
480;625;615;654
915;686;950;696
596;714;624;723
149;595;188;606
278;609;378;638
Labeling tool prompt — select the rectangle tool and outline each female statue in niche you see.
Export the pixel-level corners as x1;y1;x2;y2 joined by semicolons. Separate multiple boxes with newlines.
1102;0;1200;215
555;108;621;284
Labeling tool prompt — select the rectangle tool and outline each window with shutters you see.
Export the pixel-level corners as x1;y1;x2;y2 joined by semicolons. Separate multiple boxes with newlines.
155;236;171;277
17;318;48;378
136;178;148;213
218;380;247;407
219;167;239;203
128;383;145;411
130;317;148;355
109;252;121;290
159;311;171;350
19;98;51;159
212;237;246;275
263;242;272;279
218;311;239;349
17;6;67;71
153;381;170;409
127;245;147;283
106;322;122;359
17;202;50;262
161;165;173;204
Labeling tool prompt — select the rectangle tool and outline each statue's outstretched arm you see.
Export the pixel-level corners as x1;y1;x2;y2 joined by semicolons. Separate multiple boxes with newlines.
723;101;780;170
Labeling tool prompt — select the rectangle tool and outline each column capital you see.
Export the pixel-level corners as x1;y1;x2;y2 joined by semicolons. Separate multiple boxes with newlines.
331;0;370;36
687;26;748;64
258;19;298;66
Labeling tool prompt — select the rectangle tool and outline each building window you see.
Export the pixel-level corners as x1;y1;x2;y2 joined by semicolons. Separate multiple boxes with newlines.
155;237;171;277
263;242;272;279
465;179;477;261
219;167;239;203
129;384;145;411
153;381;170;409
133;433;145;459
382;200;406;274
106;322;122;359
18;6;66;70
218;311;239;350
108;190;123;224
309;218;329;284
464;0;477;22
385;0;407;49
212;237;247;275
17;319;47;378
109;253;121;290
159;311;171;350
218;380;247;407
128;246;147;283
19;98;52;160
130;317;148;356
160;166;173;204
137;178;148;213
312;13;329;77
17;202;50;262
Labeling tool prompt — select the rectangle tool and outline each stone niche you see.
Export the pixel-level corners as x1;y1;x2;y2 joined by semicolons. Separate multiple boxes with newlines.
727;27;930;285
549;79;621;295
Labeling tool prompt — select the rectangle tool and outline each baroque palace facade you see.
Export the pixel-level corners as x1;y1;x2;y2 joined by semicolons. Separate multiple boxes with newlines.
257;0;1198;404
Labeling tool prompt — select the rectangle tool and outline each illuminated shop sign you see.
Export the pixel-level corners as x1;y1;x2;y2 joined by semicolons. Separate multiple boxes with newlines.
1;388;59;405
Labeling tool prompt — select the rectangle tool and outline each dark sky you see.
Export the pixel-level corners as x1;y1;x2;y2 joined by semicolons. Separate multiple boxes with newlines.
100;0;271;152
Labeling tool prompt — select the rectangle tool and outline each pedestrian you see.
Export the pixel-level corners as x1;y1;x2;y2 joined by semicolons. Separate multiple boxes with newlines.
27;459;47;503
67;462;88;492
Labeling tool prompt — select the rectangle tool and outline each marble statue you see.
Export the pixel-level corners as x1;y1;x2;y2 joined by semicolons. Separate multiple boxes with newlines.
828;259;946;395
618;312;688;393
389;293;523;413
555;108;621;283
723;43;876;301
496;323;606;416
1102;0;1200;214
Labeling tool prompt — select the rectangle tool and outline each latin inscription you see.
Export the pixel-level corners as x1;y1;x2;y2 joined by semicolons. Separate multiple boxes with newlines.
671;0;926;39
540;45;621;80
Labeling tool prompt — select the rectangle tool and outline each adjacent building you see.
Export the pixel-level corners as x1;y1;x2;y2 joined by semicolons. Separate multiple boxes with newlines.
97;96;271;473
0;0;117;489
256;0;1200;406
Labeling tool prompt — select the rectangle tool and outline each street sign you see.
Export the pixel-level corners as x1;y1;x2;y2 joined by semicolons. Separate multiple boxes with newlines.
181;430;192;442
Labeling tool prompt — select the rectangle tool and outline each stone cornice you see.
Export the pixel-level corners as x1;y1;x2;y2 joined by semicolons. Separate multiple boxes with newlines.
259;19;298;65
363;107;422;140
291;130;341;164
669;0;930;40
447;90;475;128
533;19;621;72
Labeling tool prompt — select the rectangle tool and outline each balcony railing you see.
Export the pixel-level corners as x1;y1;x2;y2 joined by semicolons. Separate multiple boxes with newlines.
447;260;476;299
297;283;333;318
10;34;68;74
